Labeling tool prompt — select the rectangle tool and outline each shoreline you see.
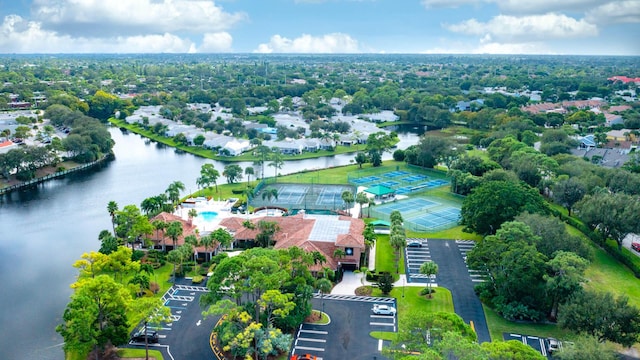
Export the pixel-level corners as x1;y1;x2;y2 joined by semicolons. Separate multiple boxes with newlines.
0;154;112;196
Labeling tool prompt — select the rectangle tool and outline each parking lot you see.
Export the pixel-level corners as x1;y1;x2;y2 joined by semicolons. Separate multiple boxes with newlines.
291;296;396;360
503;333;550;358
404;238;438;285
127;282;218;360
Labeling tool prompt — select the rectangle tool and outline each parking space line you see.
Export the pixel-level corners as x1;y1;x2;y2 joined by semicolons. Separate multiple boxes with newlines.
299;329;328;335
297;338;327;343
295;346;325;352
370;322;395;326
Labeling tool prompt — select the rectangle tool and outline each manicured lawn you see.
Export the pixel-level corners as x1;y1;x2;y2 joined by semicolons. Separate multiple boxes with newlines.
374;234;405;277
407;225;482;241
584;244;640;308
483;305;573;342
117;348;164;360
370;286;454;341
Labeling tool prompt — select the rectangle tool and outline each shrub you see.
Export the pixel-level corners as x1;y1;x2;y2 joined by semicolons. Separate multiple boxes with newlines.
420;288;436;296
192;275;204;284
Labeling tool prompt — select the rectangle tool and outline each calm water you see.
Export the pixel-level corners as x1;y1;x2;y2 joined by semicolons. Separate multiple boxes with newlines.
0;126;419;360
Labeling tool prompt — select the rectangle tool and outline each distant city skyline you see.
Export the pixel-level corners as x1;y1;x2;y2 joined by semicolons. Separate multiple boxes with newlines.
0;0;638;55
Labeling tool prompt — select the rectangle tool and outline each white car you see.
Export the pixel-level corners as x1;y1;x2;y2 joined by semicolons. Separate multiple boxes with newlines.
372;304;396;315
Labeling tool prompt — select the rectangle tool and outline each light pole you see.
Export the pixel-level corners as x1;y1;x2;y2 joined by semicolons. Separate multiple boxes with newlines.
402;276;405;298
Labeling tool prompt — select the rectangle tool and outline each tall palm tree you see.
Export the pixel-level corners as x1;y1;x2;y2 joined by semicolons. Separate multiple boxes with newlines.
245;166;254;185
200;233;214;262
355;192;369;219
341;190;354;215
316;278;332;314
187;208;198;224
268;148;284;179
367;198;376;218
165;221;183;251
165;181;185;209
419;261;439;298
254;145;271;180
261;188;278;211
151;220;166;245
107;201;118;235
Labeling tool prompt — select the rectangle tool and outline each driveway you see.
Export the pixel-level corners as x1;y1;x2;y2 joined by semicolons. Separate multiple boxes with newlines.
406;239;491;343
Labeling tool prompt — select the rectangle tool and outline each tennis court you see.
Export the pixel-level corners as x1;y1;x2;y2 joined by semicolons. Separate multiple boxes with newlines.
378;180;401;188
251;182;356;211
351;175;381;185
373;198;439;216
406;207;460;231
402;174;428;183
384;170;410;178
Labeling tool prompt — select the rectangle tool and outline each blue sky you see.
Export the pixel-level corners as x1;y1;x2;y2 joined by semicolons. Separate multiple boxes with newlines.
0;0;638;54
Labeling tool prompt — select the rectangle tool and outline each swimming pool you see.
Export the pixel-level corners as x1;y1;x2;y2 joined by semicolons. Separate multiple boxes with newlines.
198;211;218;222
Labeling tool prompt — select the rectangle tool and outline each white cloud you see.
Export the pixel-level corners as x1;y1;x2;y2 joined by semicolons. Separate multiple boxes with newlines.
421;0;483;9
198;32;233;52
446;13;598;42
0;15;196;53
585;1;640;24
422;0;607;14
254;33;360;53
31;0;247;37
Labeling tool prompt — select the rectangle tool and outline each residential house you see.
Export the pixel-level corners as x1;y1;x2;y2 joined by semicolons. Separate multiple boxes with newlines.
223;139;251;156
263;139;303;155
579;134;597;149
219;213;366;271
604;113;624;127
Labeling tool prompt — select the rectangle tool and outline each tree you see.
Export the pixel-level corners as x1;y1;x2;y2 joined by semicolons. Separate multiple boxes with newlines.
256;220;280;248
165;181;185;209
196;163;220;193
245;166;255;185
406;135;458;168
316;277;332;314
544;251;589;321
553;178;586;216
187;208;198;224
129;298;172;360
553;335;617;360
559;290;640;347
98;230;119;255
481;340;546;360
375;272;394;295
261;188;278;210
107;201;118;235
88;90;122;121
223;164;243;184
254;145;271;179
341;190;354;215
211;227;234;251
57;275;131;359
355;192;368;218
354;152;367;168
165;221;183;251
577;192;640;249
419;261;439;298
269;148;284;179
114;205;153;249
461;180;547;235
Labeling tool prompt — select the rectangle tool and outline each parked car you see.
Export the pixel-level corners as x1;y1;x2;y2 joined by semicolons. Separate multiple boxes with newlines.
547;338;562;354
372;304;397;315
407;240;423;248
290;354;317;360
632;242;640;252
131;330;159;343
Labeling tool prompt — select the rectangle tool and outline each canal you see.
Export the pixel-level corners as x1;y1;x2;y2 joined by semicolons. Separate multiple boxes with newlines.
0;126;420;360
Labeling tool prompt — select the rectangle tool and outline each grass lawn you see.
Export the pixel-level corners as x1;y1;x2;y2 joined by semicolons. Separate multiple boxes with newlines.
483;305;573;342
407;225;482;241
374;234;405;277
584;244;640;308
117;348;164;360
370;286;454;341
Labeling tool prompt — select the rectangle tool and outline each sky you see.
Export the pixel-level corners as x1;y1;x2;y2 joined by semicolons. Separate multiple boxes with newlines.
0;0;638;55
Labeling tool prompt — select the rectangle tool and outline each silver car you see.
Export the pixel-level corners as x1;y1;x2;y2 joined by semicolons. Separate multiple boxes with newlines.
372;304;397;315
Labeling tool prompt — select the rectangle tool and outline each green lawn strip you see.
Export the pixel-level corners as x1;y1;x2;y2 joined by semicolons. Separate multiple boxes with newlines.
117;348;164;360
370;286;454;341
584;243;640;308
483;305;572;342
374;234;405;277
110;118;368;162
408;225;482;241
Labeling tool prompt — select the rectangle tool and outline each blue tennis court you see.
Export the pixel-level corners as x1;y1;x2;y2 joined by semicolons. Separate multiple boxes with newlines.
403;174;428;183
378;180;401;188
351;175;382;184
374;198;439;215
384;170;410;178
407;207;460;230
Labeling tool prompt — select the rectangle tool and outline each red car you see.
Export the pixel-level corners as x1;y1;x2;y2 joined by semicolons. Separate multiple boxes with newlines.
632;242;640;252
291;355;317;360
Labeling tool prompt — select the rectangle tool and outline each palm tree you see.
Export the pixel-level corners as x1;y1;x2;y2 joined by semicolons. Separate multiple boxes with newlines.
367;198;376;218
187;208;198;224
254;145;271;179
316;278;332;315
107;201;118;235
200;233;214;261
261;188;278;211
268;148;284;179
390;210;403;225
341;190;354;215
256;220;280;248
151;220;166;245
165;181;185;209
333;248;346;261
211;228;234;250
165;221;183;251
355;192;369;219
419;261;439;299
245;166;254;185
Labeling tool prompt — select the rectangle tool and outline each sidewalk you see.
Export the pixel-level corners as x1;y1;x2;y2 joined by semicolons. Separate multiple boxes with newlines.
331;271;426;295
